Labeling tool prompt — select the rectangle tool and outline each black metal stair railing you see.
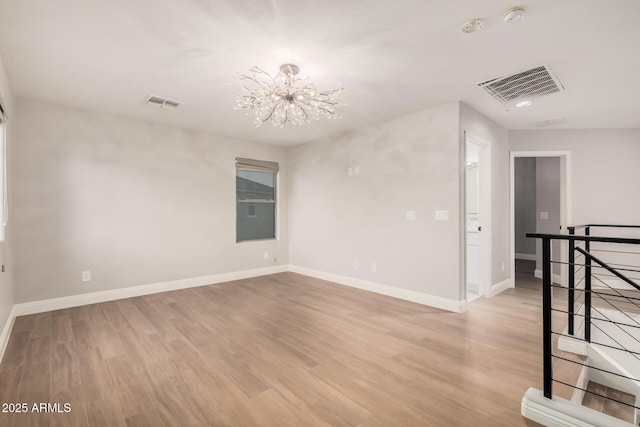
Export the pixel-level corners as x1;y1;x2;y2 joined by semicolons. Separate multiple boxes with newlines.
528;225;640;409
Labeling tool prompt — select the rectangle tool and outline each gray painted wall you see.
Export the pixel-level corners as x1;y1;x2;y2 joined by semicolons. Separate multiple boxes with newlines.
13;99;289;303
0;52;15;336
459;102;510;286
289;102;462;301
535;157;561;275
515;157;537;256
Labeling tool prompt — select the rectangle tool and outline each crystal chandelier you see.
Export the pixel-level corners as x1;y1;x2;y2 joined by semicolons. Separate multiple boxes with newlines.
234;64;345;127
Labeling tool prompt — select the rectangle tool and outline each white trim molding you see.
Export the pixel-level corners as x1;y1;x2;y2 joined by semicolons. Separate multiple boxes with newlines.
510;150;572;298
0;305;16;365
288;265;466;313
521;388;631;427
13;265;288;316
487;278;514;298
515;253;537;261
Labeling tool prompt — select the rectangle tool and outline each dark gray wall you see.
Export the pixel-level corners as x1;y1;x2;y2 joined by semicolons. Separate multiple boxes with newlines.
536;157;561;275
514;157;537;257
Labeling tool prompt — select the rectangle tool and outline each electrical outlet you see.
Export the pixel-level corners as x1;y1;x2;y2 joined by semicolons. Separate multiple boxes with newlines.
354;260;360;269
263;251;269;260
354;166;360;175
406;210;416;221
371;262;377;273
501;262;505;272
82;271;91;282
348;167;353;176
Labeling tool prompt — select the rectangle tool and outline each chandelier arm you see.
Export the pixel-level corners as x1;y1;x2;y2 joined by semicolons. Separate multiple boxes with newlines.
292;104;310;122
250;66;276;82
238;74;264;86
262;103;279;124
297;100;337;116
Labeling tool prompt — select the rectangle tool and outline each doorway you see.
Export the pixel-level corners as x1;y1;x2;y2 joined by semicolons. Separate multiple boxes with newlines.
465;133;491;302
510;151;572;288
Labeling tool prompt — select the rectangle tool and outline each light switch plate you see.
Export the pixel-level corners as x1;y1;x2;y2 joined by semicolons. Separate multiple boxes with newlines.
435;210;449;221
540;211;549;220
406;210;416;221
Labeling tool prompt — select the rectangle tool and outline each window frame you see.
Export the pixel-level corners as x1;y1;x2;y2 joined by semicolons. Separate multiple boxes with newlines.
235;157;278;243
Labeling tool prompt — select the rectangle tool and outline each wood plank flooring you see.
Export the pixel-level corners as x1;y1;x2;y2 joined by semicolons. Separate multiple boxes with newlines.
0;272;557;426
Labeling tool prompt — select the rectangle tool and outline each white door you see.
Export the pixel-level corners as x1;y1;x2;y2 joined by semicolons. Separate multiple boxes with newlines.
465;134;491;301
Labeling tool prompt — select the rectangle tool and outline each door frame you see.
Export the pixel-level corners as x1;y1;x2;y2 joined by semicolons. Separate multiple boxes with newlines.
464;133;492;301
510;151;572;287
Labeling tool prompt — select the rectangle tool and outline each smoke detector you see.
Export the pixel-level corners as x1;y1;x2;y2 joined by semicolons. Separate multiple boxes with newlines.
503;6;526;24
145;95;181;110
461;19;484;33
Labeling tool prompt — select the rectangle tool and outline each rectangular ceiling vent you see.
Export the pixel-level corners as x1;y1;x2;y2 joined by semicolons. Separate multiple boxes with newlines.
477;65;564;105
533;117;567;128
145;95;181;110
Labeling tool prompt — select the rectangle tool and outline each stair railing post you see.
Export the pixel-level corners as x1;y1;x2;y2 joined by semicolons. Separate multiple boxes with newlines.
542;237;553;399
584;227;591;343
568;227;575;336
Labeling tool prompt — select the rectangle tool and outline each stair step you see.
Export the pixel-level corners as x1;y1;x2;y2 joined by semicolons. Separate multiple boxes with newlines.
553;352;587;401
582;381;635;424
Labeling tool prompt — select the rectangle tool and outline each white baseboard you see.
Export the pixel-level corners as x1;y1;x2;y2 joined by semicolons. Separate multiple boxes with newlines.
487;278;514;298
288;265;466;313
0;306;16;365
534;269;562;285
10;261;469;325
13;265;288;316
516;253;537;261
521;387;630;427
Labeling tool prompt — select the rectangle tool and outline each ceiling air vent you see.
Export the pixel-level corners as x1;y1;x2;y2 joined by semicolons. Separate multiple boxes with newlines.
145;95;181;110
477;65;564;106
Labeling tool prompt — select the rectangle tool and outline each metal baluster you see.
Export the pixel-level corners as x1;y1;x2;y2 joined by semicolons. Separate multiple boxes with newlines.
543;237;553;399
585;227;591;343
568;227;575;336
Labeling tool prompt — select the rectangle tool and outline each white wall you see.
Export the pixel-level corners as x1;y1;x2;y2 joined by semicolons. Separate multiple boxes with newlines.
13;99;289;303
509;130;640;227
459;102;510;286
514;157;536;257
289;102;462;302
0;52;15;339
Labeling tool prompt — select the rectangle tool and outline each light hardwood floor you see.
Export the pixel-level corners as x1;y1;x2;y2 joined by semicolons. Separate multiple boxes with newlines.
0;272;555;426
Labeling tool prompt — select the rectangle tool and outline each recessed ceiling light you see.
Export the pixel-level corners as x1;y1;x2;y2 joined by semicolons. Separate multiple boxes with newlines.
461;19;484;34
516;100;532;108
503;6;526;24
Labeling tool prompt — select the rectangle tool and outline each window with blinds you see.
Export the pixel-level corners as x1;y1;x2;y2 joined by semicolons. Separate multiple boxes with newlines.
236;158;278;242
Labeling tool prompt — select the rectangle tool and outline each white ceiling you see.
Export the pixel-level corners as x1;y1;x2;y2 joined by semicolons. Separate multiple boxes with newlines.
1;0;639;146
